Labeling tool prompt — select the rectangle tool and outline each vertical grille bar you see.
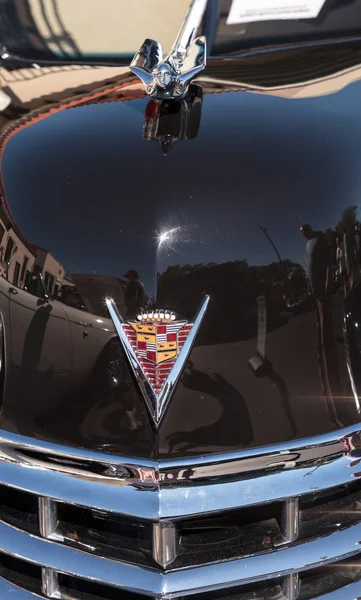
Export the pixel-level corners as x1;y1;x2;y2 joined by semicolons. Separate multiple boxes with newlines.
279;499;300;597
281;497;299;543
282;572;300;600
42;567;59;598
39;497;58;539
152;522;179;568
39;499;61;598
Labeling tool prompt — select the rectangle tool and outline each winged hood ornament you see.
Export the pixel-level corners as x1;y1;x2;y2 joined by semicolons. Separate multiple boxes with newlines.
130;0;207;100
130;37;206;100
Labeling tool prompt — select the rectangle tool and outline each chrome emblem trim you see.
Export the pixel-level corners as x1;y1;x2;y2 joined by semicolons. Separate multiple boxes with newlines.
130;0;207;100
106;295;209;427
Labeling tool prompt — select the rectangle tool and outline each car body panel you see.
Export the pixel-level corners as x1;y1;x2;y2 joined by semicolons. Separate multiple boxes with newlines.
0;36;360;459
8;286;71;376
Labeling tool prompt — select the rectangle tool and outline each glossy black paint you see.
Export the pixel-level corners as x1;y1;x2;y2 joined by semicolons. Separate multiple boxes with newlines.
0;40;361;458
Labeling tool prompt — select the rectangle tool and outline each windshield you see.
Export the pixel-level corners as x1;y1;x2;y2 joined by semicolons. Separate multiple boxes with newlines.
212;0;361;55
1;0;361;63
0;0;190;62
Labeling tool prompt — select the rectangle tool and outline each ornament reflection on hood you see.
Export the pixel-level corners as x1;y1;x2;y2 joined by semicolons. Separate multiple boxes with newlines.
142;84;203;155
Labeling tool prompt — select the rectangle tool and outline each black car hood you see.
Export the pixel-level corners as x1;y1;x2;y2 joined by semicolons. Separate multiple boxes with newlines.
1;44;361;459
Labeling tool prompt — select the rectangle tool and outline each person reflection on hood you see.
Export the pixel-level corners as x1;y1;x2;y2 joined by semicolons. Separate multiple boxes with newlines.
355;222;361;267
123;270;145;319
300;224;342;427
300;225;331;301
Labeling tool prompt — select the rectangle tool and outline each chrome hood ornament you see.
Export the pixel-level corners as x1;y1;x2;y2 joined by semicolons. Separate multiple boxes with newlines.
130;0;207;100
106;296;209;428
130;37;206;100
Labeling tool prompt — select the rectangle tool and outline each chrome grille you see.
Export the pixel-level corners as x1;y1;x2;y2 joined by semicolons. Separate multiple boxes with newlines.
1;428;361;598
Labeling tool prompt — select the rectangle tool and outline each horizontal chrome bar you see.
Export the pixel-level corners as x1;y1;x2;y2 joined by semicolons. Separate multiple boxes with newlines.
0;423;358;472
0;429;157;472
0;519;360;597
0;454;159;519
0;434;359;521
0;426;359;519
0;575;360;600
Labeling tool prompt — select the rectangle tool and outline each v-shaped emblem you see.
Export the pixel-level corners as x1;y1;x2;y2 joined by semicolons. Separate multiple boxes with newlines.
106;296;209;428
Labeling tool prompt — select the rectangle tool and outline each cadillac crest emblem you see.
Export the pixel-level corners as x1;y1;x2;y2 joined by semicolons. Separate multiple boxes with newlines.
106;296;209;427
124;312;191;395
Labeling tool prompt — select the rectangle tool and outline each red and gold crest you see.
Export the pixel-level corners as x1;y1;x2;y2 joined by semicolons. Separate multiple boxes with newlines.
106;296;209;426
123;311;192;397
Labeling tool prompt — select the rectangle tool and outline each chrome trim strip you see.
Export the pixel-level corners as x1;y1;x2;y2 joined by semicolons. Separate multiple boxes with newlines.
0;456;160;519
159;455;353;518
156;295;210;424
0;520;159;597
105;297;158;425
0;576;359;600
0;423;357;471
0;427;360;519
0;430;156;469
160;429;352;473
0;518;360;597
